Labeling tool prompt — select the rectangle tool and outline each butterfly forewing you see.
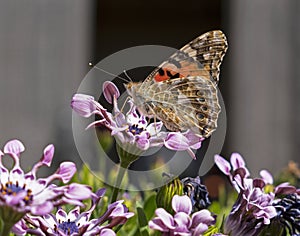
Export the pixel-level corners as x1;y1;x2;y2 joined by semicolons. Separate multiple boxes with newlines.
145;30;227;85
126;30;227;138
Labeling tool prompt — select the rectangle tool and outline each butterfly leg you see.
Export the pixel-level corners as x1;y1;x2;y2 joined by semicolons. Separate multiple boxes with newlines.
112;96;132;120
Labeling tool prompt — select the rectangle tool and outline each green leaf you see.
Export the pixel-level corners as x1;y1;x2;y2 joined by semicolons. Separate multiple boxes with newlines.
143;194;157;220
137;207;150;236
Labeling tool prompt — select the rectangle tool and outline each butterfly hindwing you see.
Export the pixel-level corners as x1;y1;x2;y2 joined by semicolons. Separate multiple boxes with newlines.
147;75;220;137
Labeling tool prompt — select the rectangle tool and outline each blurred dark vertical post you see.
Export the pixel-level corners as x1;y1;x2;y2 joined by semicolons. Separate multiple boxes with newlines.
223;0;300;175
0;0;97;170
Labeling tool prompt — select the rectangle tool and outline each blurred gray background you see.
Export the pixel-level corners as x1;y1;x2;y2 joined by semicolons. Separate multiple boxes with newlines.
0;0;299;177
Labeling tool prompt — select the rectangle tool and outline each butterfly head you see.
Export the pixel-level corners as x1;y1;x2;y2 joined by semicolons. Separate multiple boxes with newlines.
124;82;139;98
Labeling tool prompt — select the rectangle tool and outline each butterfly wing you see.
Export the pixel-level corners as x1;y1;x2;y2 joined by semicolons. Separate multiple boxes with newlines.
146;76;220;137
145;30;228;85
129;30;227;137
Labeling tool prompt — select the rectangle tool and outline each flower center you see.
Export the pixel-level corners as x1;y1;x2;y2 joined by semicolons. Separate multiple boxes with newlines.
1;181;33;204
57;220;79;235
128;124;144;135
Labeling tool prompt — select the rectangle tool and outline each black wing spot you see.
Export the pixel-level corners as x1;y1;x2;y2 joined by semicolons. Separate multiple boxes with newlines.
196;112;205;120
170;73;180;79
166;70;173;77
158;68;165;76
198;97;205;102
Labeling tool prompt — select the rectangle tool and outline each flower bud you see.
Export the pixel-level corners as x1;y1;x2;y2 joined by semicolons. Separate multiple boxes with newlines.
156;177;183;213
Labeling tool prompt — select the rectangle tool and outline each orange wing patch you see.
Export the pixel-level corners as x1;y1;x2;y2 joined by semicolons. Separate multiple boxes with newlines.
154;68;184;82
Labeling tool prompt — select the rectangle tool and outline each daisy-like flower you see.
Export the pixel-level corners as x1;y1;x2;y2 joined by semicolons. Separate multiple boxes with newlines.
13;188;134;236
71;81;203;159
0;139;93;235
149;195;215;236
214;153;279;236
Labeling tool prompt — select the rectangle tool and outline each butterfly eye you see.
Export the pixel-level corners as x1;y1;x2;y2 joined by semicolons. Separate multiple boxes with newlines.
196;113;205;120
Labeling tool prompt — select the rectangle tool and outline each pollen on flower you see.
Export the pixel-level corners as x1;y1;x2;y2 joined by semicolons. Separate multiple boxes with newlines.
57;220;79;235
1;181;33;204
127;124;144;135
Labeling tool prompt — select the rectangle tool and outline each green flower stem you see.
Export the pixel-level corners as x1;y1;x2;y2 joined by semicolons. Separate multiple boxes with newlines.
110;144;142;203
110;163;128;203
0;206;25;236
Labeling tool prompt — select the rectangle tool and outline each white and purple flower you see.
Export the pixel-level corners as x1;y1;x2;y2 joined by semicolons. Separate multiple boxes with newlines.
0;139;93;234
13;188;134;236
71;81;203;159
149;195;215;236
214;153;298;235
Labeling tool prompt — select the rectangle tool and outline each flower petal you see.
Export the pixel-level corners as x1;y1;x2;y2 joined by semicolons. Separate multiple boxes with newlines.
136;133;150;150
56;162;76;183
173;212;191;232
165;133;189;151
230;153;245;170
149;218;170;232
68;206;80;221
172;195;192;215
191;209;215;226
214;155;231;175
193;223;209;235
147;122;163;136
155;208;175;229
103;81;120;104
71;94;97;118
56;208;68;222
31;201;54;215
4;139;25;156
64;183;93;200
275;182;297;195
42;144;55;167
99;228;116;236
259;170;273;185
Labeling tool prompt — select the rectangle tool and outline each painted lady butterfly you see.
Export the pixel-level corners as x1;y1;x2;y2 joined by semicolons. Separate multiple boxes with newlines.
125;30;228;138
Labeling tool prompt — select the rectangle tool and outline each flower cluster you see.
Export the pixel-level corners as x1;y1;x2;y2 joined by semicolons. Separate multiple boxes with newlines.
13;188;134;235
71;81;203;159
215;153;300;236
149;195;215;235
0;139;93;233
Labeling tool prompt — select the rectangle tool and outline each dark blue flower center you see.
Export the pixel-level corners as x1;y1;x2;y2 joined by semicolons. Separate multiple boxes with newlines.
128;124;144;135
58;220;79;235
1;181;33;204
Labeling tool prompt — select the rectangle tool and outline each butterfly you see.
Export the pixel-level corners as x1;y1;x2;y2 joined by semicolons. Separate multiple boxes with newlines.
125;30;228;138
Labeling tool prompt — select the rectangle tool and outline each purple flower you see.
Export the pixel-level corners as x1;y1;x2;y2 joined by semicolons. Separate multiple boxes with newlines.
71;81;203;159
214;153;278;235
149;195;215;235
0;139;93;233
13;188;134;236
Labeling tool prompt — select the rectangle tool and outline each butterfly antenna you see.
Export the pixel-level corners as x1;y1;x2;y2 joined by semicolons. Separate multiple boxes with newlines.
123;70;133;82
89;62;130;83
